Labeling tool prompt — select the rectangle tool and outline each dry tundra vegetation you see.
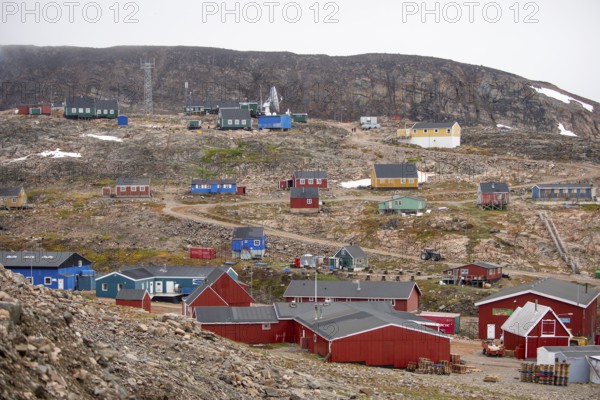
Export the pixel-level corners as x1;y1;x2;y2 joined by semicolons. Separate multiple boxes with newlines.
1;111;600;399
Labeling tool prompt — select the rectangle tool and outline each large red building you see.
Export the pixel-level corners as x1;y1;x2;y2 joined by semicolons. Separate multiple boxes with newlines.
195;302;449;368
279;170;328;190
501;301;571;359
283;280;421;312
475;278;599;341
441;262;503;286
182;268;254;318
115;289;151;312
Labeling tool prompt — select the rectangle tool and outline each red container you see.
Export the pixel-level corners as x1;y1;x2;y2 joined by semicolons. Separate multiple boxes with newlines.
17;105;29;115
190;247;216;259
236;186;246;195
515;345;525;360
419;312;460;334
41;105;51;115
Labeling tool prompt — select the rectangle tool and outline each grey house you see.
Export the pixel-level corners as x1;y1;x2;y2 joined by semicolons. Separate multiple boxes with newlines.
218;108;252;130
330;244;368;271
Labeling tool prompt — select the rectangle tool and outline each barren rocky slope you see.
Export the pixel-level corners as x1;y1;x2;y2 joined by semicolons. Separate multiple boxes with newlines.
1;45;598;137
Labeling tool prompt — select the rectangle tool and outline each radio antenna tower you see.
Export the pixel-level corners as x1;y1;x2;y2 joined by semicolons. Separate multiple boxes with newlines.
140;59;155;115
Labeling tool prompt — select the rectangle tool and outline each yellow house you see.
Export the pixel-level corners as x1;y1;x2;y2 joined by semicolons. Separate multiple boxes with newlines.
371;164;419;189
0;187;27;209
398;121;461;148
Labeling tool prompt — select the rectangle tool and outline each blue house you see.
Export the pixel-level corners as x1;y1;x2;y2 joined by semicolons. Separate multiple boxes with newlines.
190;179;237;195
232;227;266;260
532;183;594;201
95;266;238;302
0;251;93;290
258;115;292;130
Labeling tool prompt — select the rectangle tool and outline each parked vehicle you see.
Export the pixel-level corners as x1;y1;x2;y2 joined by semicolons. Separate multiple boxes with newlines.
569;337;588;346
420;248;442;261
482;339;505;356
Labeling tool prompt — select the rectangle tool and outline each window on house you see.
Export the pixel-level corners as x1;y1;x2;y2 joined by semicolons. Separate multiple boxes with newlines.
413;129;417;133
434;129;439;133
262;323;271;330
201;184;209;189
316;179;322;184
234;119;240;125
228;119;233;125
131;186;137;192
254;240;261;246
308;179;313;184
424;129;428;133
85;108;91;113
108;109;113;115
401;178;406;184
307;199;313;205
447;128;451;133
102;283;108;291
241;119;246;125
541;320;556;336
11;198;16;203
300;179;305;185
78;108;83;113
71;108;76;113
117;284;123;291
308;297;314;301
119;186;125;192
26;277;33;284
97;109;102;115
460;268;468;276
44;277;52;285
409;179;414;184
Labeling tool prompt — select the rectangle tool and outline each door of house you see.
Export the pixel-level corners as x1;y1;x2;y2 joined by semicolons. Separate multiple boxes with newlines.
155;281;163;293
487;324;496;339
58;279;64;290
166;281;175;293
149;282;154;294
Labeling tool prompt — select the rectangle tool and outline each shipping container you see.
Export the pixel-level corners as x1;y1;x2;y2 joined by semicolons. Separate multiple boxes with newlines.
17;105;29;115
292;113;308;123
190;247;217;259
258;115;292;130
187;119;201;129
236;186;246;195
418;311;460;334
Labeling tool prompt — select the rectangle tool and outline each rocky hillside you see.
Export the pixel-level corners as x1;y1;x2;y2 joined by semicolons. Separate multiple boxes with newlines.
1;45;598;137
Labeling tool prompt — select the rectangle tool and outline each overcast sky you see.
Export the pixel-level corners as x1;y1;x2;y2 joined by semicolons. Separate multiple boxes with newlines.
1;0;599;102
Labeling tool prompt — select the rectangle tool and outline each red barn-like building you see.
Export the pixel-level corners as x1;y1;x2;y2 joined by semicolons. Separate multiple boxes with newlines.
279;170;328;190
441;262;502;286
115;178;151;198
182;268;254;318
283;280;421;312
501;302;571;359
196;302;450;368
475;278;599;341
290;187;319;213
477;182;509;210
115;289;151;312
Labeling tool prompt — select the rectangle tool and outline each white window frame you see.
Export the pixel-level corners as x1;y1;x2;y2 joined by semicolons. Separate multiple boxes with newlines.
71;107;77;113
460;268;468;276
253;239;261;246
78;108;84;113
307;199;313;205
447;128;451;133
423;129;428;133
401;178;406;184
44;277;52;285
11;198;16;203
96;109;102;115
262;323;271;330
308;179;314;184
434;128;439;133
117;283;123;291
102;283;108;291
131;186;137;192
409;178;414;184
234;119;240;125
541;320;556;336
119;186;126;192
85;107;91;113
300;179;305;185
241;119;246;125
228;119;233;125
316;179;322;184
108;109;113;115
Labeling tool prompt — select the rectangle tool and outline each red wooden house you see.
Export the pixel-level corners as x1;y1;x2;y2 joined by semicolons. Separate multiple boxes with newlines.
441;262;502;286
196;302;450;368
283;280;421;312
477;182;509;210
182;268;254;318
279;170;328;190
115;289;151;312
290;187;319;213
501;301;571;359
475;278;599;341
115;178;151;198
18;104;51;115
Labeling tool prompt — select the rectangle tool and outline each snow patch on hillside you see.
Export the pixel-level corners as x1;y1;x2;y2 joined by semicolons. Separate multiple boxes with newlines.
558;123;577;137
531;86;594;112
82;134;123;142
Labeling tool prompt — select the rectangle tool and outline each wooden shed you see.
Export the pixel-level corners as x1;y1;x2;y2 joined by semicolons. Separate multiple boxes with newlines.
115;178;151;198
477;182;509;210
501;301;571;359
441;262;502;286
290;187;319;213
116;289;151;312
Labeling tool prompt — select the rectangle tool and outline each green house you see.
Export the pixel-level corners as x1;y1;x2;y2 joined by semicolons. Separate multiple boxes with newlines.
239;102;260;117
379;195;427;214
95;100;118;119
65;97;96;119
218;108;252;130
292;113;308;123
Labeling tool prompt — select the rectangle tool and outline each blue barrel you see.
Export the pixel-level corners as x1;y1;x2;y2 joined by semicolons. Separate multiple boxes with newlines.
117;115;129;126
